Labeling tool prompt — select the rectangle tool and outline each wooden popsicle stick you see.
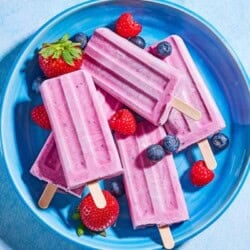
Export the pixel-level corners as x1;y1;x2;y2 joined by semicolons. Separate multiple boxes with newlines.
171;97;202;121
38;183;57;209
158;225;175;249
87;181;107;209
198;139;217;170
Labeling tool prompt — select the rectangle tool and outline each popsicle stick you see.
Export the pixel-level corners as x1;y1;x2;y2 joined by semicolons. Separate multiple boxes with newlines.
87;181;107;209
198;139;217;170
38;183;57;209
158;225;175;249
171;97;202;121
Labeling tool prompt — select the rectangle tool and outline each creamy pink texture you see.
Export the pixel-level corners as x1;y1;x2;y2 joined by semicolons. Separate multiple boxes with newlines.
149;35;225;150
40;70;122;188
30;88;121;195
30;134;83;197
83;28;185;125
115;122;189;228
96;87;123;119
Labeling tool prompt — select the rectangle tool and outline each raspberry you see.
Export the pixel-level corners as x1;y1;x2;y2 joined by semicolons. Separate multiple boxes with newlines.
190;160;215;186
115;13;142;38
109;109;137;135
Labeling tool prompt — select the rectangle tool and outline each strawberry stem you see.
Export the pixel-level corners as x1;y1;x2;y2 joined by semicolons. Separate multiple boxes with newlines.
39;34;82;65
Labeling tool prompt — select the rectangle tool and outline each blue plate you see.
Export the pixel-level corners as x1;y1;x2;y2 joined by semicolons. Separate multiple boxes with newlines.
0;0;249;249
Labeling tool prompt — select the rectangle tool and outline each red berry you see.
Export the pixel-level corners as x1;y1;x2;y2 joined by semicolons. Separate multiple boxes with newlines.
38;34;83;78
109;109;137;135
31;105;51;130
115;13;142;38
190;160;215;186
79;190;119;232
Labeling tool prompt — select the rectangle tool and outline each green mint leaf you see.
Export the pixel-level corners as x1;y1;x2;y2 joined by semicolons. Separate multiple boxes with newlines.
62;50;74;65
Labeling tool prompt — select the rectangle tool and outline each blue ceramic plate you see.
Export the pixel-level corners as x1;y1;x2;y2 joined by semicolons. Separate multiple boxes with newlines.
0;1;249;249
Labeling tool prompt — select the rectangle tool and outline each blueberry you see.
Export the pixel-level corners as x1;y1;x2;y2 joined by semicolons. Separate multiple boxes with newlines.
155;41;172;58
162;135;180;153
210;133;229;151
129;36;146;49
146;144;165;161
72;32;88;49
32;76;44;93
110;181;125;197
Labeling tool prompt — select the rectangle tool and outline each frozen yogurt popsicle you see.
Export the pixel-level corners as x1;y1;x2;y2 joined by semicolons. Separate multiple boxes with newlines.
82;28;201;126
40;70;123;208
115;122;189;249
149;35;226;169
31;88;122;209
30;134;84;208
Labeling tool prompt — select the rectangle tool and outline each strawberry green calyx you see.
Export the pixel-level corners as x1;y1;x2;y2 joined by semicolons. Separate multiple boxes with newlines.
76;224;85;236
71;211;81;220
39;34;82;66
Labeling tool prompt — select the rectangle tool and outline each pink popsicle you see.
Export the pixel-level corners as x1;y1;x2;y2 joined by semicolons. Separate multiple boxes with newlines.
30;134;83;197
82;28;189;126
30;87;122;208
40;70;122;208
149;35;225;168
115;122;189;248
96;87;123;119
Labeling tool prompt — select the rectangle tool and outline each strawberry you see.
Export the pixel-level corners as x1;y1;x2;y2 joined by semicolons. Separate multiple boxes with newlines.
109;109;137;135
38;34;83;78
31;104;51;130
190;160;215;186
115;13;142;38
79;190;119;232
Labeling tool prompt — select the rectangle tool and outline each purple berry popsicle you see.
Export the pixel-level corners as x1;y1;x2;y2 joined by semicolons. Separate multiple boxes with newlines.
30;86;122;209
149;35;226;169
40;70;122;208
115;122;189;249
30;134;84;208
82;28;201;126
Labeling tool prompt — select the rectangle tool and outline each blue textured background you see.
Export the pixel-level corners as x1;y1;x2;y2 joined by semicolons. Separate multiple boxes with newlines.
0;1;249;249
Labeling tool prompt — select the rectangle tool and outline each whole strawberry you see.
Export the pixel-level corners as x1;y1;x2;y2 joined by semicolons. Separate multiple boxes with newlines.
31;104;51;130
190;160;215;186
79;190;119;232
115;13;142;38
109;109;137;135
38;34;83;78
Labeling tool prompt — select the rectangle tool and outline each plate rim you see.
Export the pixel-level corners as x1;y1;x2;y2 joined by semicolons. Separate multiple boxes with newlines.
0;0;249;249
